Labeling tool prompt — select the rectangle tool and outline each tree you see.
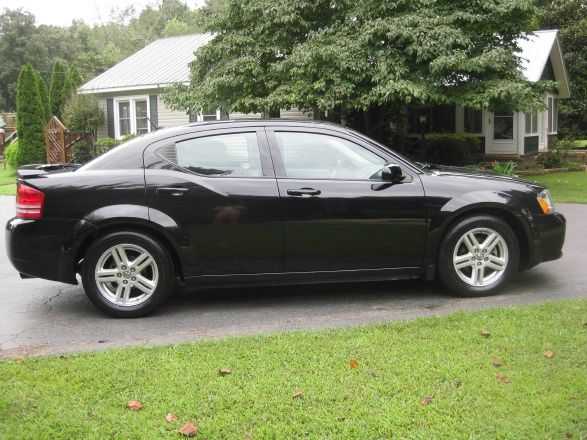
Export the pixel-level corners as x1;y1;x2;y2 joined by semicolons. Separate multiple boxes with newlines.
538;0;587;138
16;64;46;166
49;59;68;119
35;71;51;123
164;0;549;126
62;94;104;137
69;65;84;87
61;74;76;105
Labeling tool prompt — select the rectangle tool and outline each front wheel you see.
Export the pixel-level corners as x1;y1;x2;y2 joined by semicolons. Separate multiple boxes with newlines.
82;231;174;317
437;215;519;297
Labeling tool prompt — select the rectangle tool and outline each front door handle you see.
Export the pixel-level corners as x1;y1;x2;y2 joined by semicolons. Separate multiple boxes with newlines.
156;187;190;196
286;188;321;197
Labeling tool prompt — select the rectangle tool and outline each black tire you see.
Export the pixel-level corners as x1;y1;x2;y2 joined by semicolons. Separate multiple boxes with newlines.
437;215;519;297
81;231;174;318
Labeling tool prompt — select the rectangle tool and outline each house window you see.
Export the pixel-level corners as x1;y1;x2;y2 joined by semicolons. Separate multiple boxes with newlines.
114;96;151;138
493;112;514;140
547;97;557;133
464;108;482;134
198;106;220;122
525;111;538;135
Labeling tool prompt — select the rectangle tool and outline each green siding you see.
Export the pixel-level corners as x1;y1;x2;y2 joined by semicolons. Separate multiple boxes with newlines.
524;136;539;155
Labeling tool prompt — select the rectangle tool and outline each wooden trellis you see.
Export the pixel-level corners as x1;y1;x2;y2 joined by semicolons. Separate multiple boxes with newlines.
44;116;92;164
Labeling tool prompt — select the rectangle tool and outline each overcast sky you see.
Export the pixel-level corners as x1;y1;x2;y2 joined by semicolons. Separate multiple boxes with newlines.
0;0;205;27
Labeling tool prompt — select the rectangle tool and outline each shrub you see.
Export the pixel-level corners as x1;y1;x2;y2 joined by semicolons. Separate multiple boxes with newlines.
70;141;94;164
95;137;120;155
4;140;20;170
423;133;480;166
491;160;518;176
537;152;563;169
122;133;138;142
49;59;67;119
561;161;585;172
62;94;104;135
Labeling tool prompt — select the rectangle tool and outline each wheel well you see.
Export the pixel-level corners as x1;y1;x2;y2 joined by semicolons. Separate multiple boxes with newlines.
441;208;530;270
75;224;184;280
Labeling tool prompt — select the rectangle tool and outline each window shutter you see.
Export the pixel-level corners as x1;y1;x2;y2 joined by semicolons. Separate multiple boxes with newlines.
188;112;197;123
149;95;158;130
106;98;114;138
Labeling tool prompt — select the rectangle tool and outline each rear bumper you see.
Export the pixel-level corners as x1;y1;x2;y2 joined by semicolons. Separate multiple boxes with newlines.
5;217;97;284
526;211;566;269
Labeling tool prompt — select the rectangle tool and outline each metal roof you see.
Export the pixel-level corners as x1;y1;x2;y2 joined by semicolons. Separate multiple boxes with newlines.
78;33;215;94
517;30;570;98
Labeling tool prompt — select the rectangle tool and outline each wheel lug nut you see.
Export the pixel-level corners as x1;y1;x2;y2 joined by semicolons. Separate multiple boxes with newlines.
477;262;482;266
117;273;122;278
475;249;479;253
123;280;128;284
131;277;136;281
131;268;135;272
484;257;488;261
483;249;487;253
121;265;127;270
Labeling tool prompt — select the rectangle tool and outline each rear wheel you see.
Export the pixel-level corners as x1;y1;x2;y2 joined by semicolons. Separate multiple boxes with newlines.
82;231;173;317
438;215;519;297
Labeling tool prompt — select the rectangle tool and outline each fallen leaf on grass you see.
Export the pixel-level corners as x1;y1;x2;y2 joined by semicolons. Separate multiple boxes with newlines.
543;350;554;358
420;396;433;405
126;400;143;411
491;359;504;367
349;359;359;369
219;368;231;376
166;413;176;422
366;369;379;377
179;422;198;437
292;390;303;399
480;330;491;338
16;358;24;365
496;374;510;384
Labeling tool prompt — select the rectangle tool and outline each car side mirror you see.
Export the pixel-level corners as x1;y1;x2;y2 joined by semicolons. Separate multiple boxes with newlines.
381;163;403;183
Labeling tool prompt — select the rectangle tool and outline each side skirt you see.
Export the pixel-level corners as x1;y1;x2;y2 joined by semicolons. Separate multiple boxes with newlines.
181;267;422;290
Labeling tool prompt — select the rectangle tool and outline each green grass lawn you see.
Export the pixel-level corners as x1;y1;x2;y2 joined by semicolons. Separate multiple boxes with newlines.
574;140;587;149
0;168;16;196
1;299;585;439
530;171;587;204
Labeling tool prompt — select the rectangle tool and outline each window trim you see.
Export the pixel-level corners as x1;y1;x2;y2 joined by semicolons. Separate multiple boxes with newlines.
113;95;151;139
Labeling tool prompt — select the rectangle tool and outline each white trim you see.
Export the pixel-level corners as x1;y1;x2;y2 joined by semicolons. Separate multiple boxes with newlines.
113;95;151;139
78;82;189;95
546;93;558;135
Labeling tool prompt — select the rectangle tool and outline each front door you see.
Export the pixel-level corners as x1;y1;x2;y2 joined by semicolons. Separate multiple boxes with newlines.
267;129;428;273
489;112;517;154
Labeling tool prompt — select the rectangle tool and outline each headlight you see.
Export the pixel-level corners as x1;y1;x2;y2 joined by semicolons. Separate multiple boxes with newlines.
537;189;555;214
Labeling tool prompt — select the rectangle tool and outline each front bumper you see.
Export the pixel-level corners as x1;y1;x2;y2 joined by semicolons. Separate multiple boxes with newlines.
5;217;97;284
526;211;566;269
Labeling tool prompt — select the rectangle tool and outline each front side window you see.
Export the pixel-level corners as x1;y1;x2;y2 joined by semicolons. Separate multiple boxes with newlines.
115;97;151;138
275;131;386;180
175;132;263;177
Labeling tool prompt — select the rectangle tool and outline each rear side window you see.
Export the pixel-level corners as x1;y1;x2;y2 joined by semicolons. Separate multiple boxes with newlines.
174;132;263;177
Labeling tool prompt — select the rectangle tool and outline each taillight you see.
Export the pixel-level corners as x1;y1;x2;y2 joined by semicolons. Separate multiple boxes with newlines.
16;182;45;219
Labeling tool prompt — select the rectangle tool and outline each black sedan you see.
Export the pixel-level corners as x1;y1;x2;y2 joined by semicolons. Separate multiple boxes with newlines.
6;120;565;317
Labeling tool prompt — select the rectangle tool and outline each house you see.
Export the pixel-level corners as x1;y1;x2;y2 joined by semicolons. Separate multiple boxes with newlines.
408;30;569;156
79;30;569;157
77;33;310;140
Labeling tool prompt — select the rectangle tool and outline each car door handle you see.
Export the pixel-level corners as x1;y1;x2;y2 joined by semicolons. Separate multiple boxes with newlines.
286;188;321;197
156;187;190;196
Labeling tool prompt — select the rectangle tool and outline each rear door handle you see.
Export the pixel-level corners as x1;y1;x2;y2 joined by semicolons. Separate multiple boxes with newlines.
286;188;321;197
156;187;190;196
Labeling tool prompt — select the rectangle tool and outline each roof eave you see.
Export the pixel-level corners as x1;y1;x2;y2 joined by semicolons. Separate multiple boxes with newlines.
77;82;189;95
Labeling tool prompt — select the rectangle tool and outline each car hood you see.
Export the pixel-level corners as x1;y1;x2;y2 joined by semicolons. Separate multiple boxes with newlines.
424;164;543;190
